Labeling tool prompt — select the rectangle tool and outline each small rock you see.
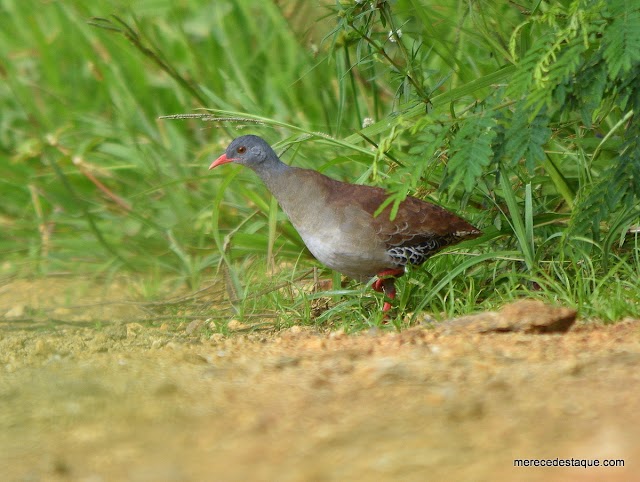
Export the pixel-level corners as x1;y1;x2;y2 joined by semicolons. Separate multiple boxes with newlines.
437;300;577;334
185;319;203;335
34;339;53;356
227;319;246;331
288;325;302;335
126;322;144;338
183;352;208;364
310;297;331;317
500;300;577;333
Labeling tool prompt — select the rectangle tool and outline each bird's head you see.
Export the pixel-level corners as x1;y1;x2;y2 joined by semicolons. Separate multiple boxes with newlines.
209;135;271;170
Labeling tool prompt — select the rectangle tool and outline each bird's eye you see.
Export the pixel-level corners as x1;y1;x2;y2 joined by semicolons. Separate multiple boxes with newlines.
237;146;246;154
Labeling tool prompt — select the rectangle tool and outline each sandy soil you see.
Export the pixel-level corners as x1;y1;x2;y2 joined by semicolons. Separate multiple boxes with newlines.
1;278;638;481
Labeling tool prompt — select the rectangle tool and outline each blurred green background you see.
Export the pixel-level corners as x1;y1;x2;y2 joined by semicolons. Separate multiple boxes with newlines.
1;0;339;279
1;0;638;327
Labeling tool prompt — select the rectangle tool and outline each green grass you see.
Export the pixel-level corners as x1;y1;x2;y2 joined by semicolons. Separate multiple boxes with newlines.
1;0;639;330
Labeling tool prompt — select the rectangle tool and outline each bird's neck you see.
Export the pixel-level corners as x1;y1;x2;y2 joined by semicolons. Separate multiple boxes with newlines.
251;156;292;193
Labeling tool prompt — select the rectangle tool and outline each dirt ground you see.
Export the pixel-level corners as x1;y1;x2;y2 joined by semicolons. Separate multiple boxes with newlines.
1;278;638;482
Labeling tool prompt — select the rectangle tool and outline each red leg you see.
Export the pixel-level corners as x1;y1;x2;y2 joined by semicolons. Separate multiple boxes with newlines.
372;268;404;312
381;278;396;312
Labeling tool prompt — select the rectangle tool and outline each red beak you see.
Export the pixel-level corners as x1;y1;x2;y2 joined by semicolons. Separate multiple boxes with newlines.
209;153;234;170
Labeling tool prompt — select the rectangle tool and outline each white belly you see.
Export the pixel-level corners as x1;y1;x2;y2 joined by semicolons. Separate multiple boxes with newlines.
299;227;391;281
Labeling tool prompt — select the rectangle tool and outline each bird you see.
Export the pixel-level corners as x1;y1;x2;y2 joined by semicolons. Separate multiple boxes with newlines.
210;135;481;313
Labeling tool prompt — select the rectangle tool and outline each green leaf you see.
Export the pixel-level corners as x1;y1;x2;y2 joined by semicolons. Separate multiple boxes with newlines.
504;105;551;171
445;112;497;193
603;1;640;78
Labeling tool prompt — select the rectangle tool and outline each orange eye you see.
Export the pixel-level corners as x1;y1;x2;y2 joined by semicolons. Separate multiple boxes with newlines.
237;146;246;154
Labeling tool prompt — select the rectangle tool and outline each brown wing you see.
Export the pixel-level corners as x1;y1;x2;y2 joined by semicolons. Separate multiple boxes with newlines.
333;180;481;267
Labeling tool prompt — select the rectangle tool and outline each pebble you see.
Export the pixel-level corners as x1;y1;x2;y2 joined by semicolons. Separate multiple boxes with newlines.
185;319;203;335
126;323;144;338
227;319;246;331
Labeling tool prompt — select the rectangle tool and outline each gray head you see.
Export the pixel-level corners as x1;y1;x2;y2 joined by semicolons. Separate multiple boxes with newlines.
209;135;280;171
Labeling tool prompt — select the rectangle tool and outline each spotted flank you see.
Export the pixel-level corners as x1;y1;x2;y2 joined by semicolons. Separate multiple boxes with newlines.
387;230;480;267
387;236;448;266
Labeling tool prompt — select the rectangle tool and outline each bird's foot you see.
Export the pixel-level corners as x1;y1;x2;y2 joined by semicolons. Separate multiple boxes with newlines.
372;269;403;315
371;268;405;293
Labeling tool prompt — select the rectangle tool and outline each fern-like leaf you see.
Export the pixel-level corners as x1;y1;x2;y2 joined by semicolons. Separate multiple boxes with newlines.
444;112;497;193
603;0;640;78
504;104;552;171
